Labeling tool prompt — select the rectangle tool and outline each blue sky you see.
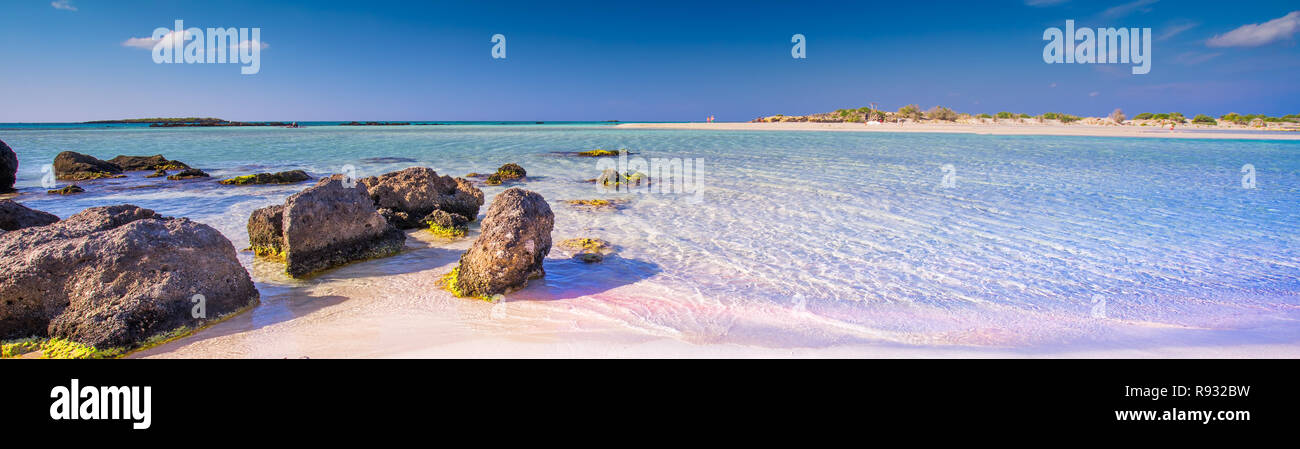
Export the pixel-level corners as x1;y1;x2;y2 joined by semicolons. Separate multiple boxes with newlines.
1;0;1297;122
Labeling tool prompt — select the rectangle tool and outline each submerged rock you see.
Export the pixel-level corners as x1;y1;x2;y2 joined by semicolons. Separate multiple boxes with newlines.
47;185;84;195
249;175;406;278
575;149;620;157
145;169;168;178
107;154;190;172
166;168;210;180
359;167;484;228
0;139;16;193
218;170;311;185
421;209;470;238
446;188;553;297
53;151;124;181
0;204;259;351
0;199;59;231
557;237;615;263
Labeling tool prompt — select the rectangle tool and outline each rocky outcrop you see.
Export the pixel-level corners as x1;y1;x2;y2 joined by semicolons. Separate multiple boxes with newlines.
246;204;285;258
421;209;469;238
484;163;527;186
218;170;311;185
248;175;405;278
53;151;123;181
359;167;483;228
0;199;59;231
0;139;16;193
0;205;259;351
166;168;210;180
107;155;190;172
445;188;553;297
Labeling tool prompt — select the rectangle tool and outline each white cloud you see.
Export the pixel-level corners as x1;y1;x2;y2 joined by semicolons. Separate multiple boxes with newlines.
1158;21;1198;41
122;30;188;50
1101;0;1158;19
1173;51;1222;65
1207;11;1300;47
51;0;76;11
1089;91;1100;97
121;30;268;53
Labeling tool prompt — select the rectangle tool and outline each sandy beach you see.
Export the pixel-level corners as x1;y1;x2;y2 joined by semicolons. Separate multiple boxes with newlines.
617;121;1300;140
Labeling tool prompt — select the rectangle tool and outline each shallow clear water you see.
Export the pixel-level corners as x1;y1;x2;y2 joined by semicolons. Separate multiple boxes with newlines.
5;125;1299;352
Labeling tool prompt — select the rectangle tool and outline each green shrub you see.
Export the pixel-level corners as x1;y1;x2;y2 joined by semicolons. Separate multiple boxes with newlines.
995;112;1013;119
1134;113;1154;120
897;104;922;121
926;106;958;121
1192;114;1217;125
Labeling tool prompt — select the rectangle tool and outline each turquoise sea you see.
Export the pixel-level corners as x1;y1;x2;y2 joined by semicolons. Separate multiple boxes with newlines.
3;124;1299;355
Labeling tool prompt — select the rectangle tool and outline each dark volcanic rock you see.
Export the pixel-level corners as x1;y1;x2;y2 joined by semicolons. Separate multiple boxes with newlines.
278;175;405;277
0;199;59;231
53;151;123;181
0;139;16;193
47;185;85;195
107;154;190;171
146;169;168;178
0;204;259;350
359;167;484;228
166;168;210;180
219;170;311;185
450;188;554;297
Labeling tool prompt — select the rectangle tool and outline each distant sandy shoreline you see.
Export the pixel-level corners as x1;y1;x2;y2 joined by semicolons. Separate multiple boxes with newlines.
616;122;1300;140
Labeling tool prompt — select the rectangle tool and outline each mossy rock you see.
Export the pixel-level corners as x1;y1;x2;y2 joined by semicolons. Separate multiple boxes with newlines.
562;198;625;211
47;185;85;195
558;237;614;263
494;163;526;180
576;149;620;157
62;172;125;181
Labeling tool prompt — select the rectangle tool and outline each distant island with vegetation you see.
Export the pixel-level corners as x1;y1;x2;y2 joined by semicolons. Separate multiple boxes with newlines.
81;118;421;127
753;106;1300;129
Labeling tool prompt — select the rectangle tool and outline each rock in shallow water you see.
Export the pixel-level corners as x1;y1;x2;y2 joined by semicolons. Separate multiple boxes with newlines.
0;139;16;193
0;204;259;351
0;199;59;231
166;168;210;180
248;175;406;277
448;188;553;297
47;185;85;195
107;154;190;172
218;170;311;185
421;209;470;238
53;151;123;181
360;167;483;228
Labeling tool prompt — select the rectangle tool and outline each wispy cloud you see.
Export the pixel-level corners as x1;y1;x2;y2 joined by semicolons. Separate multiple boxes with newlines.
1101;0;1158;19
1207;11;1300;47
122;30;187;50
1173;51;1223;65
1024;0;1068;6
1089;91;1100;97
51;0;76;11
122;30;269;52
1158;21;1198;41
